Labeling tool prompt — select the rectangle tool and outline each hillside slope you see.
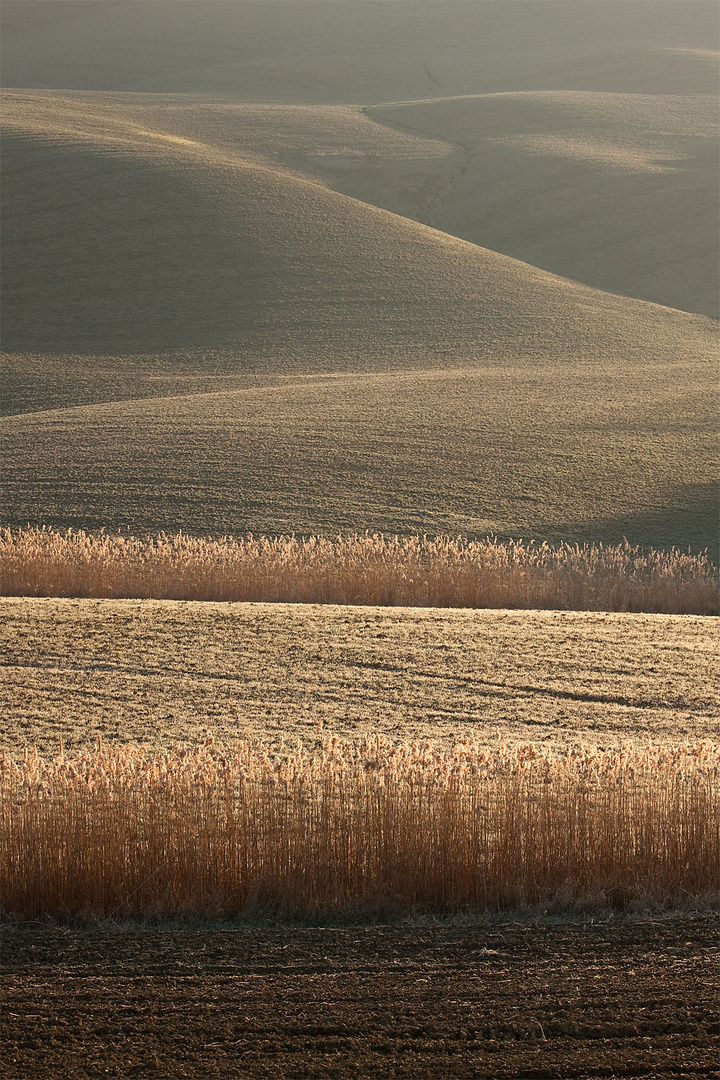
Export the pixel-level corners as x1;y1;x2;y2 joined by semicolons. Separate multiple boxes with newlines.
2;91;715;382
3;365;717;551
356;91;718;317
1;3;717;551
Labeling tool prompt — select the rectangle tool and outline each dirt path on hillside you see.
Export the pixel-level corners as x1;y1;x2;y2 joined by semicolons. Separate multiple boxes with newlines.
3;915;718;1079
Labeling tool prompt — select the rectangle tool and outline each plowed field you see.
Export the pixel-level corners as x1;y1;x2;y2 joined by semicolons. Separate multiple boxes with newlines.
3;916;718;1079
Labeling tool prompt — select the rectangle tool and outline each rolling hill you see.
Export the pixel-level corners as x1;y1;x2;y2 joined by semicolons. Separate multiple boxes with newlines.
1;1;717;550
2;10;719;1074
363;90;719;317
4;88;714;366
3;364;717;551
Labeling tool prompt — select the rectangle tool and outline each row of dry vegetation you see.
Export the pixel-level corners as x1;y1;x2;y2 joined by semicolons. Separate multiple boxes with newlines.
1;528;717;613
3;736;718;919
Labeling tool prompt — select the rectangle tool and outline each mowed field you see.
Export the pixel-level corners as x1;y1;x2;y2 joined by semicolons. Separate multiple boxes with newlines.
2;598;718;757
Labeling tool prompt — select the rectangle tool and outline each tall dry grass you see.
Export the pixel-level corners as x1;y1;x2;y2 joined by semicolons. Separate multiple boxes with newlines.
1;528;717;613
2;736;718;919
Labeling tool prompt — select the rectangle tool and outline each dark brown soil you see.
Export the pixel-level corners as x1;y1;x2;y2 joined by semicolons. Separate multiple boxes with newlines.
2;915;718;1079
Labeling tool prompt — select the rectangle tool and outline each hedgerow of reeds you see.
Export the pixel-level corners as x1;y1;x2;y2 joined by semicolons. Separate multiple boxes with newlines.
1;528;717;613
2;736;718;919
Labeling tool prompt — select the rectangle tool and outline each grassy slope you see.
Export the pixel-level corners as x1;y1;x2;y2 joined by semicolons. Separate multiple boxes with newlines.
2;598;717;757
1;2;718;548
0;94;716;548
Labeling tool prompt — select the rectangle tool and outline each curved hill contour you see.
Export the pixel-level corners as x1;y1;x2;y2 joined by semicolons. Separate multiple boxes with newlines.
1;91;714;368
1;3;717;552
3;364;717;552
361;91;719;317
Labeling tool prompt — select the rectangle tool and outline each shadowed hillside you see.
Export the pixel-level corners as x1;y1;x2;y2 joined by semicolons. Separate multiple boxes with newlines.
1;91;715;369
359;91;719;317
1;2;717;551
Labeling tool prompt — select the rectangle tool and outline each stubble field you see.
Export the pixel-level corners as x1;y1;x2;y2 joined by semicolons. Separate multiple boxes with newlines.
2;598;718;757
5;595;717;1077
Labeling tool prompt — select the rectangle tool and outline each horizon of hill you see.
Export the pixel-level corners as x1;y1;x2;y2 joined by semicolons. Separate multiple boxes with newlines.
1;1;718;554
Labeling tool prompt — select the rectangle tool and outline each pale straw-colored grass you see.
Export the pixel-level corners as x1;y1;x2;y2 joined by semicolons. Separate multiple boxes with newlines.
1;528;717;613
2;736;718;919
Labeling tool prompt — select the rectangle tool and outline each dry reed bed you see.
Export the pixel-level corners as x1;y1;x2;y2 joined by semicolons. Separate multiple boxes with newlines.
3;736;718;919
1;528;717;613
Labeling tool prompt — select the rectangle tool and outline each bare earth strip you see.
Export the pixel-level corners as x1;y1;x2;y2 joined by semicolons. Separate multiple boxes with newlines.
2;916;718;1079
2;599;717;757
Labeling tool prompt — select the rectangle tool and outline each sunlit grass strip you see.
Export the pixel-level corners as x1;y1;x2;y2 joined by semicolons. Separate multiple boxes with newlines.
2;737;718;919
1;528;718;614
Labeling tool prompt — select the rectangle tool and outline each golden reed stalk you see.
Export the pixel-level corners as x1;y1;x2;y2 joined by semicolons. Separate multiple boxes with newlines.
1;528;717;613
3;737;718;918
